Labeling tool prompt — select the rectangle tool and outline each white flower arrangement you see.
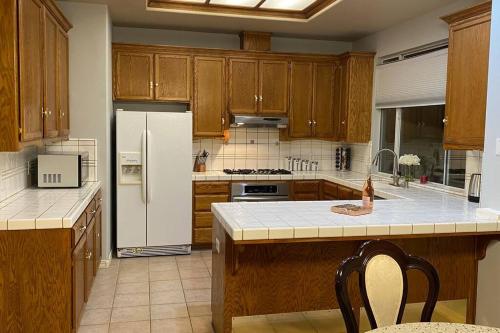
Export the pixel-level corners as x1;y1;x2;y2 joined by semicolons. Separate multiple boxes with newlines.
399;154;420;166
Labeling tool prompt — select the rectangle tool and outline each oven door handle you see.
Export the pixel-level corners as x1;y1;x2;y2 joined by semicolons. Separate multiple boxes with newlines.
232;196;289;202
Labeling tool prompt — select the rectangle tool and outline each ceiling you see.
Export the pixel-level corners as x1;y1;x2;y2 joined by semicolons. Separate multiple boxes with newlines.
60;0;460;40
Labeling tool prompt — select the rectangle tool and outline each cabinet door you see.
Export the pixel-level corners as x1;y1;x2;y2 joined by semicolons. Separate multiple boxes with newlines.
444;18;490;150
337;185;353;200
18;0;44;142
155;54;191;102
289;62;313;138
43;10;59;138
115;52;154;100
229;58;259;114
313;63;335;138
84;220;95;301
72;235;86;330
94;206;102;275
193;57;226;137
56;29;69;137
335;60;348;141
259;60;288;115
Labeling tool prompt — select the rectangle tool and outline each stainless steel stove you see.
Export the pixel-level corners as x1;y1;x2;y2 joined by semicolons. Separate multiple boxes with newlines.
223;169;292;175
231;182;289;202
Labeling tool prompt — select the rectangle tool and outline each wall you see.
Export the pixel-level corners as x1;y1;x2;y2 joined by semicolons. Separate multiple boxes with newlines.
476;0;500;326
112;26;352;54
352;0;483;193
0;148;37;202
58;1;114;261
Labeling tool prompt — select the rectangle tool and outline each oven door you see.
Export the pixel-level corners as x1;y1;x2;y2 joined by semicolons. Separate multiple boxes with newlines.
232;195;289;202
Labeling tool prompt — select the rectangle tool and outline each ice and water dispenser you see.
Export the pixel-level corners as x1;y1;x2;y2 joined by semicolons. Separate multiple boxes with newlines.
119;152;142;184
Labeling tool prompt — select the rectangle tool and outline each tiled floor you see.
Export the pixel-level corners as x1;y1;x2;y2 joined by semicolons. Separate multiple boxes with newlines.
78;250;465;333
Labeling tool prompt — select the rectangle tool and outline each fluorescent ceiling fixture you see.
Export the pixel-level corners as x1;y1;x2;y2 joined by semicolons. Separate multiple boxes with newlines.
260;0;316;10
172;0;205;2
210;0;261;7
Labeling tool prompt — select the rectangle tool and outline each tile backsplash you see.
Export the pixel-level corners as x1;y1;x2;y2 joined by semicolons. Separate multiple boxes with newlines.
192;128;372;174
0;147;37;202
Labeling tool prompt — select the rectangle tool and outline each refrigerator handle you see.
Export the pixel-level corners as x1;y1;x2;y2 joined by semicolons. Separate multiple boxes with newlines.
141;130;147;203
147;130;152;204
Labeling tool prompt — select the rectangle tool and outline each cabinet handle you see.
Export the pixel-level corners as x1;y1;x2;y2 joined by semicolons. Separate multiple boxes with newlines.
85;251;92;260
442;118;448;125
78;225;87;232
149;81;153;89
221;117;225;125
312;120;317;126
97;233;100;238
254;95;258;102
99;198;103;203
90;209;97;215
155;83;159;87
308;120;312;126
259;96;263;102
341;120;346;125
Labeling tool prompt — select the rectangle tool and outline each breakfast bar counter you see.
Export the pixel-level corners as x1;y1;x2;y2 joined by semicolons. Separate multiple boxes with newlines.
210;177;500;333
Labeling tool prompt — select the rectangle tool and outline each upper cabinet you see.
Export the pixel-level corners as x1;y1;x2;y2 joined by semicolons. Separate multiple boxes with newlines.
289;62;314;138
312;63;336;139
229;58;288;115
0;0;72;151
335;53;374;143
113;50;191;102
442;2;491;151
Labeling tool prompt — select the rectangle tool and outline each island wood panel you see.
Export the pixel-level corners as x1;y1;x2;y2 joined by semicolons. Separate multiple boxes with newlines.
114;51;154;100
289;62;314;138
18;0;45;142
43;9;59;138
229;58;259;114
442;3;491;150
259;60;289;115
312;63;336;138
56;28;69;137
212;221;488;333
193;57;226;137
155;54;191;102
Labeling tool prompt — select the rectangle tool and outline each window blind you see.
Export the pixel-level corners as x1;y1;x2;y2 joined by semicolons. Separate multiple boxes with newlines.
375;48;448;108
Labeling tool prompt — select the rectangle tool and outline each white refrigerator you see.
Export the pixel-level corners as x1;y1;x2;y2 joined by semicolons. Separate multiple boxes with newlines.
116;111;192;257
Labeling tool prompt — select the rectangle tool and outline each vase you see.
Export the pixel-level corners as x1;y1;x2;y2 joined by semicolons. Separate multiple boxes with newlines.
404;165;415;183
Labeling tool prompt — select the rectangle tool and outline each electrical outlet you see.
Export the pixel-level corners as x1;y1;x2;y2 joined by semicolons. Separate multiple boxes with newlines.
497;138;500;156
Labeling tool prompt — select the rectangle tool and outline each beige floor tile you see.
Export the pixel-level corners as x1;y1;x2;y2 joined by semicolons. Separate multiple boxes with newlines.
190;315;213;333
181;277;211;290
118;271;149;283
149;263;179;272
177;259;205;269
187;302;211;317
94;273;118;286
90;281;116;296
150;269;181;282
109;320;151;333
151;318;193;333
81;308;112;326
184;288;211;303
150;289;186;305
111;305;150;323
77;324;109;333
113;293;150;308
86;293;115;309
116;282;150;295
304;310;346;333
149;256;177;265
179;267;210;280
150;280;183;293
151;303;189;320
233;316;274;333
267;312;316;333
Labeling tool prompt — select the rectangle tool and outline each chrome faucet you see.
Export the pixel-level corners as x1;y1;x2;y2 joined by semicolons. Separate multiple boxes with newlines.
372;149;400;187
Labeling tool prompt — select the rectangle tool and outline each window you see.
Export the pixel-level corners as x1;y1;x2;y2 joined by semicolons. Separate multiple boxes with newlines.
379;105;466;189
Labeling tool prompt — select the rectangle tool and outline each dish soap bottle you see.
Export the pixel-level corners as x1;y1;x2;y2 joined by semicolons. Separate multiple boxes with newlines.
362;176;374;209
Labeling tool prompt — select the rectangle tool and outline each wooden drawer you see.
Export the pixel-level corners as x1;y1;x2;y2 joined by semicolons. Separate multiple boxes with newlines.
194;212;213;228
294;193;320;201
338;185;353;200
72;213;87;247
194;182;230;195
194;194;230;211
293;180;320;194
193;228;212;244
322;181;338;198
95;190;103;208
352;189;362;200
85;199;96;225
323;194;337;200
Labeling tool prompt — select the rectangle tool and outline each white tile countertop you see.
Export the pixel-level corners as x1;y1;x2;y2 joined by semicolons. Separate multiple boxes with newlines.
210;172;500;241
0;181;101;230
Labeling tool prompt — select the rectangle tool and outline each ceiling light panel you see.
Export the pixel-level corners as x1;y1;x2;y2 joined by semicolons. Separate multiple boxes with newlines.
172;0;206;2
260;0;317;11
209;0;262;7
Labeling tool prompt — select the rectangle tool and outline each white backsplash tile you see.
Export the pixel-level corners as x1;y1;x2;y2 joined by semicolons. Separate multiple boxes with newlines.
0;147;37;202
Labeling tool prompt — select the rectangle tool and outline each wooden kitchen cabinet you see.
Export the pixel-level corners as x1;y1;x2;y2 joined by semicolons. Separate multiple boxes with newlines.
229;58;259;114
259;60;288;115
321;180;338;200
289;62;314;138
72;233;86;330
292;180;320;201
94;205;102;274
84;219;95;301
57;28;70;137
193;56;226;137
0;0;71;151
313;63;336;138
155;54;191;102
335;53;374;143
114;51;154;100
442;2;491;150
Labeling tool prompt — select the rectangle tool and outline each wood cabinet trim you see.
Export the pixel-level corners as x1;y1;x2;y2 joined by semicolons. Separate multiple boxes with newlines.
441;1;491;24
41;0;72;31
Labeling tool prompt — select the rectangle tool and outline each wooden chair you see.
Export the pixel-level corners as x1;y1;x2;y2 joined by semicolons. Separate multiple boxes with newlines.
335;240;440;333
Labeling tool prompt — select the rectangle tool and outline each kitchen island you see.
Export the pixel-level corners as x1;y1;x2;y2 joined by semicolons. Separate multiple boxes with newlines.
210;176;500;333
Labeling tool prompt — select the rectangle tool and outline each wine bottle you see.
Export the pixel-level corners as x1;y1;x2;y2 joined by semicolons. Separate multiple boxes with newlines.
362;176;374;209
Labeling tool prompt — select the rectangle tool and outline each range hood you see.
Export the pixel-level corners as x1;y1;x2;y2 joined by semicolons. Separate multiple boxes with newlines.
230;115;288;128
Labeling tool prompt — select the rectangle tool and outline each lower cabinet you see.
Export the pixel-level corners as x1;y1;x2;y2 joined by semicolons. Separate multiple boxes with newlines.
72;233;86;330
84;219;95;301
291;180;320;201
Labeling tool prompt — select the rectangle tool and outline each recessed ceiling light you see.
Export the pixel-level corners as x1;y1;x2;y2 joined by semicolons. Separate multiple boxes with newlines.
210;0;262;7
260;0;316;11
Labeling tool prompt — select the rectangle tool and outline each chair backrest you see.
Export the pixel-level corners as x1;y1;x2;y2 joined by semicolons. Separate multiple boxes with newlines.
335;240;440;333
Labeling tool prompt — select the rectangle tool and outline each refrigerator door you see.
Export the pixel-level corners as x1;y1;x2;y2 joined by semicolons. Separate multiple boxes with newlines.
116;111;147;248
146;112;193;247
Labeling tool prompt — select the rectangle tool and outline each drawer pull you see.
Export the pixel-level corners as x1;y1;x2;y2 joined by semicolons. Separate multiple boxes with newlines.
78;225;87;232
85;251;92;260
90;209;97;215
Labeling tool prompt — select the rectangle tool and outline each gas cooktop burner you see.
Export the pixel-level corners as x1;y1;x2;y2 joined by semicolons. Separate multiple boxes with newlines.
223;169;292;175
